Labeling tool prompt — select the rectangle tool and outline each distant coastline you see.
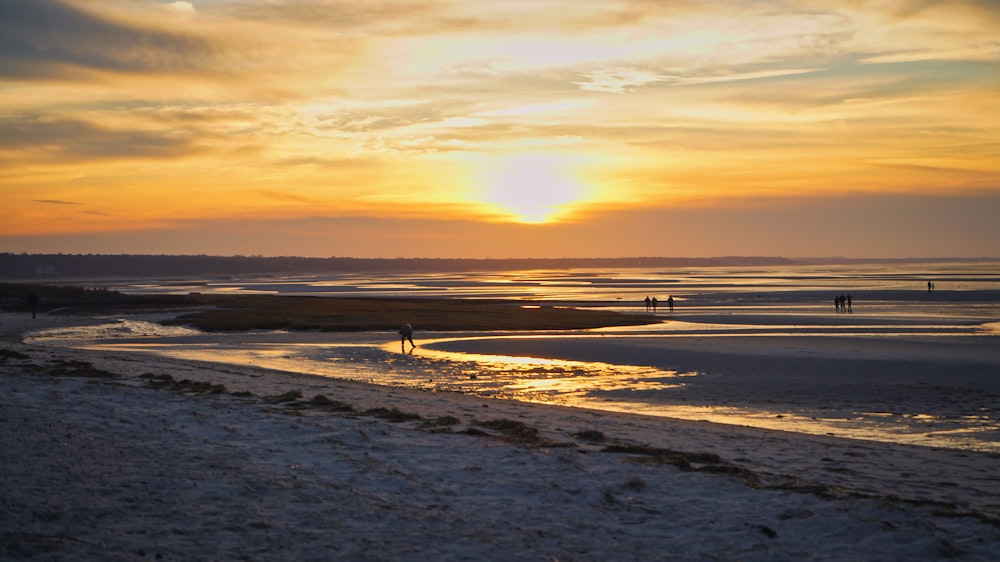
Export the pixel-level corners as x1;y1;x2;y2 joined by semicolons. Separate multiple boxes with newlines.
2;252;998;280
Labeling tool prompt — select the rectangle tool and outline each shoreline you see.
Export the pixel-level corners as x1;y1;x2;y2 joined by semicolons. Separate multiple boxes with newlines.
27;305;999;453
10;310;1000;456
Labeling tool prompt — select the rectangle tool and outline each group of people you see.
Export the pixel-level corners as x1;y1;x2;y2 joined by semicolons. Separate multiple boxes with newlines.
834;294;853;313
399;293;681;354
644;295;674;313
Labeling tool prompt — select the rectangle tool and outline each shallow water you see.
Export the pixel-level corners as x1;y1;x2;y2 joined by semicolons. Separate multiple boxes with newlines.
76;260;1000;301
30;262;1000;452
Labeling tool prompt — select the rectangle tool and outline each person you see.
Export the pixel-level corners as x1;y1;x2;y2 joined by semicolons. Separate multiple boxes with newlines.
399;323;415;351
28;292;38;319
846;294;853;313
651;297;658;313
928;281;933;293
667;295;674;313
644;296;651;311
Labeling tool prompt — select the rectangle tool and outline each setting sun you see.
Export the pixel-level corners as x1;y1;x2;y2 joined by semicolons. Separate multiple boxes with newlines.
479;154;592;224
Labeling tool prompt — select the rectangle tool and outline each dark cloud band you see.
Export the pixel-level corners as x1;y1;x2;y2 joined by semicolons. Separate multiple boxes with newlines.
0;0;216;79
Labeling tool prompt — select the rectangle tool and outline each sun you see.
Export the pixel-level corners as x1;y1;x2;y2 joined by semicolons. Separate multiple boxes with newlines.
480;153;590;224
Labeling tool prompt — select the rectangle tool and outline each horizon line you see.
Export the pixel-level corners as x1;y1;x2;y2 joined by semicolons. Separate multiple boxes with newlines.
4;252;999;263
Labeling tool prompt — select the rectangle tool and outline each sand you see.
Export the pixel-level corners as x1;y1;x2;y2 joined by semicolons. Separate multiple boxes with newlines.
2;311;999;561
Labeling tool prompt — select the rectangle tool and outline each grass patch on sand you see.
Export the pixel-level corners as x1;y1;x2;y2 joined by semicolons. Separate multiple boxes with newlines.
0;283;191;314
2;283;656;332
160;295;653;332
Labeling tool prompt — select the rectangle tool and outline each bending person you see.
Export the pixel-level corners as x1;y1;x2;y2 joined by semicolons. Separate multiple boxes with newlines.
399;322;416;351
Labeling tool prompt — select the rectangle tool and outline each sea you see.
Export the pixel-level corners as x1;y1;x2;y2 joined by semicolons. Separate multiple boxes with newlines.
29;261;1000;452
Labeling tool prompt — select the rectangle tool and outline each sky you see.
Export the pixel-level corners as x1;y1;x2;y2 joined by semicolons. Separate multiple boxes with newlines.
2;0;999;259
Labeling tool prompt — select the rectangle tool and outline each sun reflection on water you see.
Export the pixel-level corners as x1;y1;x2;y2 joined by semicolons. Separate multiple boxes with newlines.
383;338;693;405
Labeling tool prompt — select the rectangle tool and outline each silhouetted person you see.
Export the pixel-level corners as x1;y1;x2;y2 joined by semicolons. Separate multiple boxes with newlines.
399;323;415;351
28;292;38;319
651;297;658;313
667;295;674;313
644;296;651;311
846;294;853;313
928;281;932;293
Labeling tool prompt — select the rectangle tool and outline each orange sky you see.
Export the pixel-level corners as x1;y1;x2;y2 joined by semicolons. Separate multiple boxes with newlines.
2;0;999;258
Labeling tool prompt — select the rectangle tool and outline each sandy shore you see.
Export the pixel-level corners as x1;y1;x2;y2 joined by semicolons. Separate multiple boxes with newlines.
2;312;1000;561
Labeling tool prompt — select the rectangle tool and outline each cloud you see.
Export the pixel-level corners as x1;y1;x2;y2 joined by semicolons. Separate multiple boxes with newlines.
319;102;443;133
0;114;196;162
159;2;196;18
0;0;217;80
574;68;673;93
249;189;321;205
217;0;697;36
216;0;453;33
860;45;1000;64
33;199;82;205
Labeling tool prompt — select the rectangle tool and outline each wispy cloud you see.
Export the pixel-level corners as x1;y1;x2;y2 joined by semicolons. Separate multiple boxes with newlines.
34;199;82;205
0;114;197;163
574;69;673;93
158;2;196;18
574;67;824;93
860;45;1000;64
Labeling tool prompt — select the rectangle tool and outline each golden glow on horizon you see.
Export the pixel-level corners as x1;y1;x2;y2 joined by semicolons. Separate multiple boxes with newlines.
1;1;999;257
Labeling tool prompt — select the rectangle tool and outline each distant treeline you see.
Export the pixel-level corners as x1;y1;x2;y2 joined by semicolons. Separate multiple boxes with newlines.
0;253;797;279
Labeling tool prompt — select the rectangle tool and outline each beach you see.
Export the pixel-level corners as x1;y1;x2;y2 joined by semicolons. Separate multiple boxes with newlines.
3;305;1000;561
